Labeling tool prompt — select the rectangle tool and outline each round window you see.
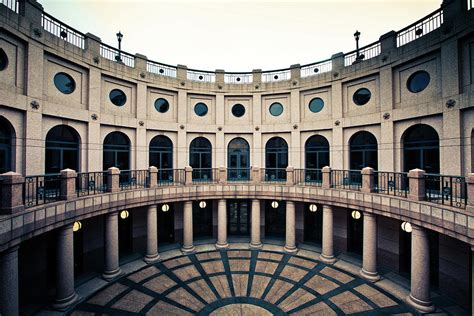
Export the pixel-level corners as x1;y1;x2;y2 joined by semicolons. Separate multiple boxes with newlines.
154;98;169;113
231;104;245;117
109;89;127;106
407;70;430;93
352;88;371;106
269;102;283;116
308;97;324;113
53;72;76;94
0;49;8;71
194;102;208;116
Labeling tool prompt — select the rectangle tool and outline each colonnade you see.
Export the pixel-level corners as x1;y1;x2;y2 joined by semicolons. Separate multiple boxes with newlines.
0;199;437;315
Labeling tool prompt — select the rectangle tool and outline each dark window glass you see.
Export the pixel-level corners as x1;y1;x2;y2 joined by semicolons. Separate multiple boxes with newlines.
308;97;324;113
54;72;76;94
403;124;439;173
407;71;430;93
349;131;377;170
0;49;8;71
353;88;371;106
231;104;245;117
149;135;173;181
305;135;330;172
228;138;250;180
265;137;288;181
194;102;208;116
45;125;80;174
0;119;13;174
103;132;130;170
109;89;127;106
154;98;169;113
190;137;212;180
269;102;283;116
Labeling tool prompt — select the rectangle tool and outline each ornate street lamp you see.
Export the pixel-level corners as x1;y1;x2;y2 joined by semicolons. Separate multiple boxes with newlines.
353;30;365;63
116;31;123;63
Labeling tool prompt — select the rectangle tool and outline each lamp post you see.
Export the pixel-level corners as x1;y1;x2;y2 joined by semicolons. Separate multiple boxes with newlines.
116;31;123;63
354;30;361;60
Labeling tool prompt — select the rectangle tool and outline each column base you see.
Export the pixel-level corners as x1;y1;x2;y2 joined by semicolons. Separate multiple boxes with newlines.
52;292;78;311
360;268;380;282
102;267;123;282
216;242;229;249
249;242;263;250
319;253;336;264
144;253;160;264
283;245;298;254
406;294;435;313
181;245;196;254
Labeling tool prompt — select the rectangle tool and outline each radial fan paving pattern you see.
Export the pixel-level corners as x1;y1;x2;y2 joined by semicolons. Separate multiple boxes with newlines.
71;249;416;315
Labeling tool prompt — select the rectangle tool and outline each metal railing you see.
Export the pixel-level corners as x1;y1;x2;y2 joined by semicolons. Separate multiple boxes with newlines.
147;61;177;78
262;69;291;83
0;0;18;13
23;174;61;209
119;170;148;190
187;70;216;83
261;168;287;183
227;168;250;181
41;12;85;49
76;171;108;197
192;168;218;183
295;168;323;186
374;171;408;197
301;59;332;78
100;44;135;68
331;170;362;191
344;42;381;66
425;174;467;209
396;9;443;47
157;169;185;186
224;73;253;84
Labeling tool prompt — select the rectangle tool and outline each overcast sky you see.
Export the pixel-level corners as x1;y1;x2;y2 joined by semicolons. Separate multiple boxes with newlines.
40;0;441;71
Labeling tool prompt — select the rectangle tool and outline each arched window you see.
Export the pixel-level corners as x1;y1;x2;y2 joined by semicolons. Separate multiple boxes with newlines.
265;137;288;181
189;137;212;181
150;135;173;181
403;124;439;174
305;135;329;183
0;117;15;174
349;131;377;170
228;137;250;180
103;132;130;170
45;125;80;174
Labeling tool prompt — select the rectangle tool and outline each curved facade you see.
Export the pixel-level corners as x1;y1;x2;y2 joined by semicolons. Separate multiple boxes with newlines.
0;0;474;315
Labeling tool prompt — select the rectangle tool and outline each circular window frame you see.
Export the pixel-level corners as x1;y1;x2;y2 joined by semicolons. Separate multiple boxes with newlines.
308;97;325;113
0;49;8;71
109;89;127;107
194;102;208;117
406;70;430;93
53;72;76;95
352;88;371;106
269;102;284;117
154;98;170;113
231;104;246;118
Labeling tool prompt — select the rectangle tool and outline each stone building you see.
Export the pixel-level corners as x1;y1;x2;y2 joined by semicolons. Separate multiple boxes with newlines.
0;0;473;315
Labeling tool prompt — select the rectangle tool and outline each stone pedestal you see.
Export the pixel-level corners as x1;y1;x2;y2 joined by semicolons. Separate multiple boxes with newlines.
216;199;229;249
361;167;375;193
53;224;78;310
320;205;336;264
107;167;120;193
408;169;426;201
148;166;158;188
0;246;19;316
181;201;195;254
0;172;24;215
284;201;297;253
103;212;122;281
406;225;435;313
250;199;262;249
321;166;331;189
144;205;160;263
60;169;77;200
360;212;380;282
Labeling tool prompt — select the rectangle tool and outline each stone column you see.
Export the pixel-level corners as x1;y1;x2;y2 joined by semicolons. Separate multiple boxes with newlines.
320;205;336;263
284;201;297;253
181;201;195;254
406;225;435;313
53;224;78;310
216;199;229;249
103;212;122;281
360;212;380;282
0;246;19;316
144;205;160;263
250;199;262;249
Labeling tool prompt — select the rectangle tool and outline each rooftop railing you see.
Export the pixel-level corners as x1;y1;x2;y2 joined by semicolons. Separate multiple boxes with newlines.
41;11;85;49
262;69;291;83
344;42;381;66
224;73;253;84
396;8;443;47
0;0;18;13
100;43;135;68
147;61;177;78
300;59;332;78
187;70;216;83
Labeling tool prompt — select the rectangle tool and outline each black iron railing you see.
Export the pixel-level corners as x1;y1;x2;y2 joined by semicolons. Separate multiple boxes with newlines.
41;11;85;49
227;168;251;181
76;171;108;197
331;170;362;191
100;43;135;67
374;171;408;197
294;168;323;186
262;168;287;183
192;168;217;183
23;174;61;208
396;8;443;47
157;169;185;186
119;170;148;190
425;174;467;209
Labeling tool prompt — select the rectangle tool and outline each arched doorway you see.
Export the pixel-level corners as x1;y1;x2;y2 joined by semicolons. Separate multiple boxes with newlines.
403;124;439;174
0;117;15;174
149;135;173;182
189;137;212;181
103;132;130;170
227;137;250;181
305;135;329;182
227;200;250;236
265;137;288;181
45;125;80;174
349;131;378;170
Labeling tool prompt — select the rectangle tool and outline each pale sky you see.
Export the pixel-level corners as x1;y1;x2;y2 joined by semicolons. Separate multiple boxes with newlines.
40;0;441;72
